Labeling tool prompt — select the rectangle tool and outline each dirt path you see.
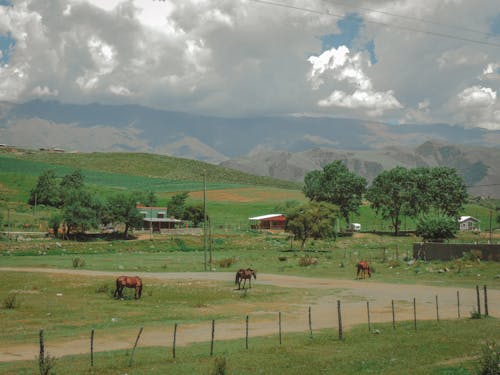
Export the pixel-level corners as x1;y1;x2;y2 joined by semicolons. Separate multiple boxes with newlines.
1;267;499;363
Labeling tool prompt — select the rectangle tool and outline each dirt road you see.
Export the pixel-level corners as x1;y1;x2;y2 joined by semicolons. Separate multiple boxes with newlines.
1;267;498;363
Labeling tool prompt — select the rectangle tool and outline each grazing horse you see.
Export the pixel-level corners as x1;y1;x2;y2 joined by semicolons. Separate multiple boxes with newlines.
356;261;372;279
235;268;256;290
114;276;143;299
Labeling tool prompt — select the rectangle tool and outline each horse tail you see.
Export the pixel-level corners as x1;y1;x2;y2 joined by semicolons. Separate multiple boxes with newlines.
138;284;143;298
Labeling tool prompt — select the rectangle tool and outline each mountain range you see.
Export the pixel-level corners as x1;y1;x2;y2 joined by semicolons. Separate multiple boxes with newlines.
1;100;499;197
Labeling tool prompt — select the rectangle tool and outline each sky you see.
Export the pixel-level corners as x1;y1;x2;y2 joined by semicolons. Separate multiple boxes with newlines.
0;0;499;129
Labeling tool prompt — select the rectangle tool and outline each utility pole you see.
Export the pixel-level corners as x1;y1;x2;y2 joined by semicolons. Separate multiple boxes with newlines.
489;210;493;243
203;170;207;271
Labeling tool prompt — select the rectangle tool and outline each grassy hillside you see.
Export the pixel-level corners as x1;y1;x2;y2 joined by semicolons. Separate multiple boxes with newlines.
0;148;300;189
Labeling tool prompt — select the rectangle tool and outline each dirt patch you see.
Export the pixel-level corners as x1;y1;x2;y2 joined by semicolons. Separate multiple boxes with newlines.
189;188;303;203
0;267;498;363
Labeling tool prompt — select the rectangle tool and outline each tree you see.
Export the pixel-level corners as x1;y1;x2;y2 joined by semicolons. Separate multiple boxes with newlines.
285;201;339;250
169;192;189;218
425;167;467;217
183;204;204;227
303;161;366;224
62;189;103;236
366;166;414;236
48;213;62;238
59;170;86;207
416;214;457;242
28;170;60;207
106;193;143;237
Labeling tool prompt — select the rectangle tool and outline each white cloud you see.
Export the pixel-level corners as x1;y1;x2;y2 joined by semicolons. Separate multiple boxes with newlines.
308;46;401;115
458;86;497;107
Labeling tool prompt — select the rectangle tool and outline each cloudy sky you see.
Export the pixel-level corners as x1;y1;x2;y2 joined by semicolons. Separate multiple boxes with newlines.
0;0;499;129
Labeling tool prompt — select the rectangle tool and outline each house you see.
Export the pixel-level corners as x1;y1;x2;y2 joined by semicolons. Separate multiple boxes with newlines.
249;214;286;230
137;205;183;232
458;216;480;231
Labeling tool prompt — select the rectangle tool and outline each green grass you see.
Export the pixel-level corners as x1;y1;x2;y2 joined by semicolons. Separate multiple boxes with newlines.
1;233;499;289
0;319;497;374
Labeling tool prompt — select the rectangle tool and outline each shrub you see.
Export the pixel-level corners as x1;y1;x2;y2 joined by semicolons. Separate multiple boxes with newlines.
217;257;237;268
38;352;56;375
3;293;19;309
416;214;457;242
210;356;227;375
298;255;319;266
95;283;110;294
475;340;499;375
72;257;85;268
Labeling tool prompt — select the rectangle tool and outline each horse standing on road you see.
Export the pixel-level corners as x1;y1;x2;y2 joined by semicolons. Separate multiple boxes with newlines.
356;261;372;279
235;268;256;290
114;276;143;299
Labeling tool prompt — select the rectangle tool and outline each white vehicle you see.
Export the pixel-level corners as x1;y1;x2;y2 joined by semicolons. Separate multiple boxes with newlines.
348;223;361;232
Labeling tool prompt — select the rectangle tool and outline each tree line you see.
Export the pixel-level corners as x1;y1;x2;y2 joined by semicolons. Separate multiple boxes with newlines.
285;161;470;249
27;169;204;238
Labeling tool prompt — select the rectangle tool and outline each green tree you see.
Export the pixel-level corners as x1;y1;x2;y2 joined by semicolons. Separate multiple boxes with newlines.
416;214;457;242
48;213;63;238
28;170;60;207
183;204;204;227
106;193;143;237
59;170;85;207
425;167;468;217
169;192;189;218
303;161;366;224
285;201;339;250
62;189;103;236
366;166;414;236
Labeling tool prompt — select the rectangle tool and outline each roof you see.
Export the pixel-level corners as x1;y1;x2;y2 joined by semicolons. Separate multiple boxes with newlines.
458;216;480;223
143;218;182;223
249;214;286;221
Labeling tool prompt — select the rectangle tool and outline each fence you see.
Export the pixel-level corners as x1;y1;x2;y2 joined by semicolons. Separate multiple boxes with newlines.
34;284;492;371
413;243;500;261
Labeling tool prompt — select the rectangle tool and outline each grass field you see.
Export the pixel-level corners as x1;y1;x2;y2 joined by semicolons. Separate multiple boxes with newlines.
0;319;498;375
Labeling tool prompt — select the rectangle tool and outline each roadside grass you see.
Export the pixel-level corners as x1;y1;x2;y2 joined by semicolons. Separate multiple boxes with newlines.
0;318;497;375
0;271;317;345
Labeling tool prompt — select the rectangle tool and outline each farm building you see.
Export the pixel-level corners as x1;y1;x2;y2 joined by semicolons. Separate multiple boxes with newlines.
137;205;183;231
458;216;480;231
249;214;286;230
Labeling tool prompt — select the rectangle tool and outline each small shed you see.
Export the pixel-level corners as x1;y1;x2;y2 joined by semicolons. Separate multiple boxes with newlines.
458;216;480;231
249;214;286;230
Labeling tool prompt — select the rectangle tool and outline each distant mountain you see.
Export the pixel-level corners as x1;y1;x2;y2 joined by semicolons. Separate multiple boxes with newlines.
1;100;499;196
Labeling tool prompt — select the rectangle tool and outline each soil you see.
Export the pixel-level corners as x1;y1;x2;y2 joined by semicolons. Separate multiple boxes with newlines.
1;267;499;363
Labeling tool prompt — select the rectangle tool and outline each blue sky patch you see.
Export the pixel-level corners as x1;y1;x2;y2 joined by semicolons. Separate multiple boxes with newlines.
0;33;15;64
320;13;377;64
0;0;12;6
491;14;500;35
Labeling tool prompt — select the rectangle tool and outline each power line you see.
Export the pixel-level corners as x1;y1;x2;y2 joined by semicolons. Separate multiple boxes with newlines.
248;0;500;48
322;0;499;40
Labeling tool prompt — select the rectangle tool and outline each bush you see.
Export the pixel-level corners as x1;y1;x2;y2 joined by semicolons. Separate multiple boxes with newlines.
210;356;227;375
3;293;19;309
38;352;56;375
416;214;457;242
298;255;319;266
475;340;499;375
72;257;85;268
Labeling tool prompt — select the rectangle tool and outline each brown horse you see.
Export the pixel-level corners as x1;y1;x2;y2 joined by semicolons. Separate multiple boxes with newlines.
114;276;143;299
235;268;256;290
356;261;372;279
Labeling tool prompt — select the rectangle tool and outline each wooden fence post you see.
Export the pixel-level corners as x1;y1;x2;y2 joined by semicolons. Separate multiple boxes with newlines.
90;329;95;367
128;327;143;367
484;285;489;317
308;306;313;339
39;329;45;371
435;295;440;322
337;300;343;341
172;323;178;359
278;312;282;345
245;316;249;350
210;320;215;356
457;291;461;319
413;298;417;331
476;285;481;316
366;301;371;332
391;300;396;329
